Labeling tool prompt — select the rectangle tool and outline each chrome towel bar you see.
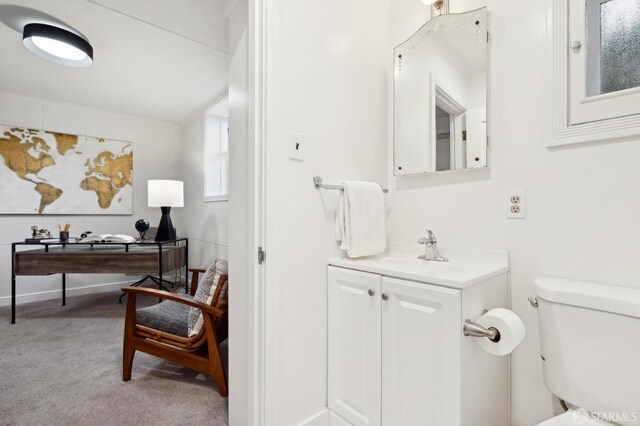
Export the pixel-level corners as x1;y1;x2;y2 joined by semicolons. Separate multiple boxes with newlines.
313;176;389;193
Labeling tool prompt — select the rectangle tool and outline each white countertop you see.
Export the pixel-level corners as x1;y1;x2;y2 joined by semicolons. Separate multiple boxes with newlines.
329;243;509;289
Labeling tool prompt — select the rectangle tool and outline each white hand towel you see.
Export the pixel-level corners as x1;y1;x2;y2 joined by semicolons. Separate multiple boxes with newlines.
335;181;386;258
335;194;347;249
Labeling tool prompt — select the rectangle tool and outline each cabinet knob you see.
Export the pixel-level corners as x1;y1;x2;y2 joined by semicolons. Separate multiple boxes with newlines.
381;293;389;301
368;288;375;297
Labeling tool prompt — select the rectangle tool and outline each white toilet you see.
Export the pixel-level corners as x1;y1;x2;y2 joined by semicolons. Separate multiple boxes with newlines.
534;277;640;426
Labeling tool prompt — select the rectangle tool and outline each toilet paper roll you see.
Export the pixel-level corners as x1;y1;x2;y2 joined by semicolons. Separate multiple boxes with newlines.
475;308;525;356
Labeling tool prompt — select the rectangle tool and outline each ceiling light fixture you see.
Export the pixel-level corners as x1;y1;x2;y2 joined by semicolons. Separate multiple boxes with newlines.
22;23;93;67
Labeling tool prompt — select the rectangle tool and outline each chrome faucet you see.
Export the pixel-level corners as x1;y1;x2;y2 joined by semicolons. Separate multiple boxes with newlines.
418;230;448;262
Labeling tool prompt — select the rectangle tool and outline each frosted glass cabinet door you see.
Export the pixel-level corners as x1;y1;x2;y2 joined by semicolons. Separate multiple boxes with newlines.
328;267;382;426
381;277;461;426
569;0;640;125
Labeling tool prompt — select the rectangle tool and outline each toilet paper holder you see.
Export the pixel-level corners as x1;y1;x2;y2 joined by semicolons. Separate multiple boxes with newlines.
463;310;501;342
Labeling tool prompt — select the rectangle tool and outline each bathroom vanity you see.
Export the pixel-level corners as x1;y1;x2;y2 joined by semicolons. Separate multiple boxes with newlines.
327;245;510;426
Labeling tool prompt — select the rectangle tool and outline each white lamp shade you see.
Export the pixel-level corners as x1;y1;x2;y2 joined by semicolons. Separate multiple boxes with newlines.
148;180;184;207
420;0;437;4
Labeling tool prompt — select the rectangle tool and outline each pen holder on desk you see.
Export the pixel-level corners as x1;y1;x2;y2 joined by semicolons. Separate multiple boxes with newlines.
59;231;69;242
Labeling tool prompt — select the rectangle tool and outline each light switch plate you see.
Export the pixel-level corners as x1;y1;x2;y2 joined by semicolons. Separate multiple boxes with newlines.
289;132;304;161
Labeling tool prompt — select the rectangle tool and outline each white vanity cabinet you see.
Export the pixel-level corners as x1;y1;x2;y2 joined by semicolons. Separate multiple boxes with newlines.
381;276;461;425
328;268;383;426
328;258;509;426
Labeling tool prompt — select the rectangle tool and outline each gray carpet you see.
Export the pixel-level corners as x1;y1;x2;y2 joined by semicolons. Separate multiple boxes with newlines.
0;290;228;426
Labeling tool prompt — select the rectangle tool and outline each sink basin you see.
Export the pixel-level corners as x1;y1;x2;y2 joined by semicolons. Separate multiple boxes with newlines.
328;245;509;289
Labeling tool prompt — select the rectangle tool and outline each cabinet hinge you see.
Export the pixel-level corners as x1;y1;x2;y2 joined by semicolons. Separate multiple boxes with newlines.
258;246;266;265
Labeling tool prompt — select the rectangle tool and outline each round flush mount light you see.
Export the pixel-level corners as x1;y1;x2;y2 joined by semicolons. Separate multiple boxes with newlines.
23;23;93;67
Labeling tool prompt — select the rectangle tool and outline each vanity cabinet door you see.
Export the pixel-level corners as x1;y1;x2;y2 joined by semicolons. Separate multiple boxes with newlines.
328;266;382;426
381;277;461;426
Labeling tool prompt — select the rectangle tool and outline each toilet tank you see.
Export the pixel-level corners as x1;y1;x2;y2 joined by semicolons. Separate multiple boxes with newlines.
534;277;640;425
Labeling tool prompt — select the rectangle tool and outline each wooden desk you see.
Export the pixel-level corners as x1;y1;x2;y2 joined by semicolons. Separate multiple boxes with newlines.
11;239;188;324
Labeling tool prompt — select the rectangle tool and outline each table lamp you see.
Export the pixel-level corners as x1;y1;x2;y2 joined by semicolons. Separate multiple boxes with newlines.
148;180;184;241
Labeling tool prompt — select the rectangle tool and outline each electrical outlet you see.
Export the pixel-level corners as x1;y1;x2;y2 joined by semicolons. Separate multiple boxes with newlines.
507;191;526;219
289;132;304;161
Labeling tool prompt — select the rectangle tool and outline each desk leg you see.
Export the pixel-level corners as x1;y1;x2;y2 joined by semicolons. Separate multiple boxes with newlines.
185;240;189;294
11;244;16;324
62;274;66;306
158;245;163;303
11;273;16;325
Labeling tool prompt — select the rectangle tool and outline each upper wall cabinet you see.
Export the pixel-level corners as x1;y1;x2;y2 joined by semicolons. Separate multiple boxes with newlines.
394;8;488;176
551;0;640;146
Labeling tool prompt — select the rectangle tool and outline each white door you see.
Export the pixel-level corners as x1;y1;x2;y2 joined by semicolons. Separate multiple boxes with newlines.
381;277;461;426
328;266;382;426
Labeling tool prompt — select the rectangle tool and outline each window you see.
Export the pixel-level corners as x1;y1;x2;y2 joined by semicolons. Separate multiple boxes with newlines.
551;0;640;146
204;97;229;202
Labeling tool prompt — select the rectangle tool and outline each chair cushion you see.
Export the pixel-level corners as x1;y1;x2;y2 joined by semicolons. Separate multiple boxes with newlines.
136;300;191;337
187;258;228;337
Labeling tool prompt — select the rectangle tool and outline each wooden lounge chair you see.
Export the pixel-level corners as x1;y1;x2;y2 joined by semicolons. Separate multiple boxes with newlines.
121;268;229;396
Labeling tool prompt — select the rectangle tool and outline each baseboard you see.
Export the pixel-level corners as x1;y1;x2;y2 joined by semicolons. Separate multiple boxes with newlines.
298;409;329;426
0;279;142;307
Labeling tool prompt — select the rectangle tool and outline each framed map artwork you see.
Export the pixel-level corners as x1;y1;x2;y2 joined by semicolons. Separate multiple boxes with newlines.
0;126;133;214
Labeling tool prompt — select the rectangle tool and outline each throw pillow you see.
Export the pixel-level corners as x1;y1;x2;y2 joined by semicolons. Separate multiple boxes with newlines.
187;258;228;337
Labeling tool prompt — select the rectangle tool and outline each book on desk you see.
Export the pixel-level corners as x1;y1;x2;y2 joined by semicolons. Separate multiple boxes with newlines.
78;234;136;243
24;238;61;244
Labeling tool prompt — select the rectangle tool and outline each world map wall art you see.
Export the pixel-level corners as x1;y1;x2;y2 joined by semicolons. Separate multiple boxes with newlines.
0;125;133;215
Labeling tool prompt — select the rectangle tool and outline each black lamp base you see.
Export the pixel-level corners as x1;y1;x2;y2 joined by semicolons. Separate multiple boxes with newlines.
155;206;176;241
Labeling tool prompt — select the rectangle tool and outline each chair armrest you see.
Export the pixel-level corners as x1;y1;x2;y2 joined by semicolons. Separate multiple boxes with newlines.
121;286;223;316
188;268;207;274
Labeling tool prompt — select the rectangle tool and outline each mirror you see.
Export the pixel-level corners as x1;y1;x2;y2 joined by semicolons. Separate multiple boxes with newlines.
394;8;488;176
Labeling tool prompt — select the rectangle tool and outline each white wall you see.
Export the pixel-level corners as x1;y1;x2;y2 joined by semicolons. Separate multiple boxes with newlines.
389;1;640;424
179;109;229;269
0;91;181;305
262;0;390;423
177;4;250;425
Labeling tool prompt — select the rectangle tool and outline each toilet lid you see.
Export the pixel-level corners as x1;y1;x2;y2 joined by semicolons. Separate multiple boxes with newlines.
537;410;609;426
